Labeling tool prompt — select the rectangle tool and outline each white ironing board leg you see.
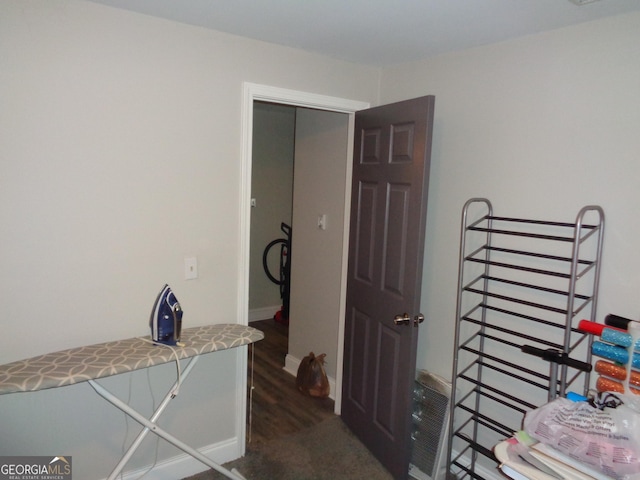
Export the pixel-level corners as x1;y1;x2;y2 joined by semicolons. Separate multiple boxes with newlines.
89;356;200;480
88;356;246;480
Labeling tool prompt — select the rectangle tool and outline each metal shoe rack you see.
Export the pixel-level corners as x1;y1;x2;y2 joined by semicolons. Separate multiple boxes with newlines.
446;198;605;480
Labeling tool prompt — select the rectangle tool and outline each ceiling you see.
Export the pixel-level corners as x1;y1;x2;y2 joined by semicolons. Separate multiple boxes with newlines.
86;0;640;66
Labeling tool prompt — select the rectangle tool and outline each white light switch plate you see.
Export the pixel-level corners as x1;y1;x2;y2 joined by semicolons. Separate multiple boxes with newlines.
184;257;198;280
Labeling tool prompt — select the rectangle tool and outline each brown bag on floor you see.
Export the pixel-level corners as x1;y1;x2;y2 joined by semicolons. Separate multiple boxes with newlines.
296;352;330;398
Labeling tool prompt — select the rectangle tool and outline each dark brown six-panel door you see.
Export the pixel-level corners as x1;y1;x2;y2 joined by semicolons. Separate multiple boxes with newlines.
342;96;435;479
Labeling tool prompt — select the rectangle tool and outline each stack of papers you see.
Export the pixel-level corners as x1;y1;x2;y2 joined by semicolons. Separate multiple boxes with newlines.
495;438;614;480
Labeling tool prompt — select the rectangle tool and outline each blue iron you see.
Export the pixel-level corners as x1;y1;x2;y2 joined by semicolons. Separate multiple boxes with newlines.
150;284;183;346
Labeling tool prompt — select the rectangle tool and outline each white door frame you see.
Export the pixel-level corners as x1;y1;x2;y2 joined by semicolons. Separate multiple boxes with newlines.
238;82;369;422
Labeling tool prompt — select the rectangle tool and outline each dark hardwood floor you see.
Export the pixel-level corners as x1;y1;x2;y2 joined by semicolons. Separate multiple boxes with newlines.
246;319;336;446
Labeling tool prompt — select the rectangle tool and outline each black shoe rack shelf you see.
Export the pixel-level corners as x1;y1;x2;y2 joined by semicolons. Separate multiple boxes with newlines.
446;198;605;480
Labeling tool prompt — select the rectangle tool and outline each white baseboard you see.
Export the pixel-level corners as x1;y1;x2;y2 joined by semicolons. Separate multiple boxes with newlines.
440;450;503;480
283;353;298;377
108;436;241;480
107;429;502;480
284;353;336;401
249;305;281;323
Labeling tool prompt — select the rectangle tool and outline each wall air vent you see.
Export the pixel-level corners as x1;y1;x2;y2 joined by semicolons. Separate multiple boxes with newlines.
409;371;451;480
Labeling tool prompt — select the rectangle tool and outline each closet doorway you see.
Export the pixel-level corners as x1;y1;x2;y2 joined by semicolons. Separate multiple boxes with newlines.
249;102;348;399
242;83;369;416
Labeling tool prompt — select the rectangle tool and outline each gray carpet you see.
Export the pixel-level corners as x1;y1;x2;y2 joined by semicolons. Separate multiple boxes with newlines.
184;416;393;480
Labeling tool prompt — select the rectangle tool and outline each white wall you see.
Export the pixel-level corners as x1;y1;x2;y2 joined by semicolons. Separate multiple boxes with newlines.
4;1;639;476
288;108;350;382
0;1;379;478
379;13;640;381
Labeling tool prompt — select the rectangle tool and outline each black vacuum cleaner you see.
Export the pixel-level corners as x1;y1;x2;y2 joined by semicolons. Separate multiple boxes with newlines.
262;222;291;325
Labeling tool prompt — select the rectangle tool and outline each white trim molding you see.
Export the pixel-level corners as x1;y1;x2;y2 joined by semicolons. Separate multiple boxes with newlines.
239;82;369;418
248;305;281;323
106;436;241;480
243;83;371;113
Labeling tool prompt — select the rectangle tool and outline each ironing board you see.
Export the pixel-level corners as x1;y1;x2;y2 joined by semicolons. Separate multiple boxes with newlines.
0;323;264;480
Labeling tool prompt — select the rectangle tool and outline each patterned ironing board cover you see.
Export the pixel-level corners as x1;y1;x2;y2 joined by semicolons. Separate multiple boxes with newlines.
0;324;263;394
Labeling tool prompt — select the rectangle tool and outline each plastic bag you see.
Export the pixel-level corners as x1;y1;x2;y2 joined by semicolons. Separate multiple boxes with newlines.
296;352;330;398
523;392;640;480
